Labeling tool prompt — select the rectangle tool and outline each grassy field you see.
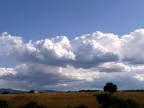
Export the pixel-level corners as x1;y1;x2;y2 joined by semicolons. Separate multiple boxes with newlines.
0;92;143;108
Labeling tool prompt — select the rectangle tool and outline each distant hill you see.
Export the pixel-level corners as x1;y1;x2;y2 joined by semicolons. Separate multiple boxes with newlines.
38;90;57;93
0;88;26;94
0;88;58;94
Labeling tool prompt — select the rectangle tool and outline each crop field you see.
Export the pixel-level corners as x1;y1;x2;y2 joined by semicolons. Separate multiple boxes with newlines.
0;92;143;108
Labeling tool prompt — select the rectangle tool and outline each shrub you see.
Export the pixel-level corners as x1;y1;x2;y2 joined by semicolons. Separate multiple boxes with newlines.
0;100;10;108
19;101;47;108
66;104;73;108
1;91;11;94
66;104;88;108
125;99;143;108
74;104;88;108
96;94;143;108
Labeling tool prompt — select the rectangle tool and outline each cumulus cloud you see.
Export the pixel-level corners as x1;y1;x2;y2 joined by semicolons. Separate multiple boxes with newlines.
0;29;144;90
0;31;120;68
121;29;144;64
97;62;130;72
134;74;144;81
0;67;16;76
0;32;23;56
71;34;119;68
0;63;102;90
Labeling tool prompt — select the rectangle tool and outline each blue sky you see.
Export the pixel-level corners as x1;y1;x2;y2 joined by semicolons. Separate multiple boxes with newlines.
0;0;144;91
1;0;144;40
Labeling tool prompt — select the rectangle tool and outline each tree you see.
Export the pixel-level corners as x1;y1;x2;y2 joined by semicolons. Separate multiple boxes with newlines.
104;82;117;94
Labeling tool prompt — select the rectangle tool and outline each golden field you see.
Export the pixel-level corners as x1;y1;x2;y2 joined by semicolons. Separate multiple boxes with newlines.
0;92;143;108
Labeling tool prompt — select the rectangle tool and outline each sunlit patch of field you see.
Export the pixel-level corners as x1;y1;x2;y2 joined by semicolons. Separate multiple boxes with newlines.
0;92;143;108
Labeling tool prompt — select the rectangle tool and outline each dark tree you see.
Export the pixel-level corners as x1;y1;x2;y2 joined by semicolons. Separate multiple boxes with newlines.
104;82;117;94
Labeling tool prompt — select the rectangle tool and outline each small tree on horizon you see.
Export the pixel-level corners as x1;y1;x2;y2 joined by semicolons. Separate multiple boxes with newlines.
104;82;117;94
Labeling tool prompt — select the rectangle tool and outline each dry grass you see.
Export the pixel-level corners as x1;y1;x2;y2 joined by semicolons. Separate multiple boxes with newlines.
115;92;144;105
0;92;143;108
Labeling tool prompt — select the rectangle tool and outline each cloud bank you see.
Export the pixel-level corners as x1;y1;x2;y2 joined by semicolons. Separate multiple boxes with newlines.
0;29;144;90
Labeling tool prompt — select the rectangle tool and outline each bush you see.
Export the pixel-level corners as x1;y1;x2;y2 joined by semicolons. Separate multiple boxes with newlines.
74;104;88;108
66;104;88;108
125;99;143;108
19;101;47;108
96;94;143;108
0;100;10;108
1;91;11;94
66;104;73;108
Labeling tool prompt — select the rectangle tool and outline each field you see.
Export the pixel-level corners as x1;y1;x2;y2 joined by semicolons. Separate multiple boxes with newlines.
0;92;144;108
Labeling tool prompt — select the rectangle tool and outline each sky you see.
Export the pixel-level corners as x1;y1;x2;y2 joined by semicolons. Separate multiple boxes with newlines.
0;0;144;91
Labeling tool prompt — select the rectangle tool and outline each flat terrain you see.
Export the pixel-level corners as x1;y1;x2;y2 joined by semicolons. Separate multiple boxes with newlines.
0;92;143;108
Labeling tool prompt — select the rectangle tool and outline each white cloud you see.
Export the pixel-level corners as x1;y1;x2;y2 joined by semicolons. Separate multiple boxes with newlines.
71;33;119;68
0;29;144;90
0;32;23;56
33;38;75;66
134;74;144;81
0;68;16;76
121;29;144;64
97;62;131;72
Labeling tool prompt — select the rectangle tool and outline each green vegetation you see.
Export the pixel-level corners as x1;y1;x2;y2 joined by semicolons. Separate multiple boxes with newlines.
66;104;88;108
19;101;47;108
104;82;117;94
66;104;73;108
0;100;11;108
96;94;144;108
78;90;99;92
96;82;144;108
1;92;11;94
0;82;143;108
74;104;88;108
